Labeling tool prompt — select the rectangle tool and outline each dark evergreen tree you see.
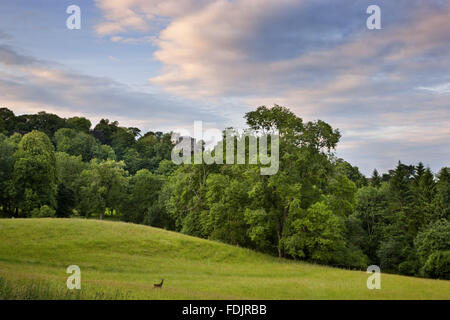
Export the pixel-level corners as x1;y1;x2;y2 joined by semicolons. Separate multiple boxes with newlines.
371;169;381;188
435;168;450;220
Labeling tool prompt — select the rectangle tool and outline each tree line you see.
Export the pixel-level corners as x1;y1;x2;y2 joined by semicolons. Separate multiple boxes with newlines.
0;106;448;279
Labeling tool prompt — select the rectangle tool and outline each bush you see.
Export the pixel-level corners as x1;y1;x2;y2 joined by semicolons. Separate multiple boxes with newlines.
414;219;450;277
423;251;450;280
398;259;419;276
31;205;56;218
333;245;369;269
377;233;413;274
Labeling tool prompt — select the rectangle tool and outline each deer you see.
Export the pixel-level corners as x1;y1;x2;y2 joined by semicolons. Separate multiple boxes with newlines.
153;278;164;288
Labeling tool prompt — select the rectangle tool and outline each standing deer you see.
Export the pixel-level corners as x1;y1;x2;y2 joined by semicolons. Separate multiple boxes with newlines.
153;279;164;288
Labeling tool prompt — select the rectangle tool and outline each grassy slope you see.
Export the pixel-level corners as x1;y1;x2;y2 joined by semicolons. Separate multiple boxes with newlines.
0;218;448;299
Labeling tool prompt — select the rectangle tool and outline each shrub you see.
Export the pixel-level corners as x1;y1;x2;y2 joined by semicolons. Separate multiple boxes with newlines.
31;205;56;218
398;259;419;276
414;219;450;277
423;251;450;280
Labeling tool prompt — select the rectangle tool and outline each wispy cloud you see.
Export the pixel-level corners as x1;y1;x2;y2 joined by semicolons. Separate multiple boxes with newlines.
0;43;37;66
417;83;450;94
0;36;225;132
108;55;120;62
94;0;211;36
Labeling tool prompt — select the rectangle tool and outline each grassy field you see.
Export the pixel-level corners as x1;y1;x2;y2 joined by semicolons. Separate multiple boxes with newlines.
0;218;448;299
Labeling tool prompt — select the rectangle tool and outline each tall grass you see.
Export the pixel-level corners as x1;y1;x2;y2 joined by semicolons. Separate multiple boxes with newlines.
0;277;133;300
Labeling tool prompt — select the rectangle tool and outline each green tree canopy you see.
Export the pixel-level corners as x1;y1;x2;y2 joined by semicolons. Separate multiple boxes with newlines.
13;130;57;216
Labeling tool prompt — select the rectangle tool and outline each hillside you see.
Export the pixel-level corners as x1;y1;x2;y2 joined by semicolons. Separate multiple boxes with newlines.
0;218;448;299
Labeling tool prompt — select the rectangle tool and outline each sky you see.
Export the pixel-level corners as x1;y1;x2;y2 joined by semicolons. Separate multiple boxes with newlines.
0;0;449;175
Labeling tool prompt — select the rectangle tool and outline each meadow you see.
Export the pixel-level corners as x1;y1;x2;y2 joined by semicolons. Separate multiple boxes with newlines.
0;218;448;300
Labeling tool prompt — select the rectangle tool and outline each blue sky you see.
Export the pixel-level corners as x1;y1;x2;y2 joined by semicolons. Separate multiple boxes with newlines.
0;0;449;175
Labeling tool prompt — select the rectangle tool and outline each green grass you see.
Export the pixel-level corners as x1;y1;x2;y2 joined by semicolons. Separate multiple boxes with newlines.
0;218;448;299
0;277;133;300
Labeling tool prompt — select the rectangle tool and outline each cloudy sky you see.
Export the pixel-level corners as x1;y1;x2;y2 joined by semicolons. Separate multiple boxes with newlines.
0;0;449;175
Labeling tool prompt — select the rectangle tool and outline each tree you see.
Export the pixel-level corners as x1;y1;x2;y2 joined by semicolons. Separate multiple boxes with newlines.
435;168;450;220
122;148;141;174
13;131;57;216
110;127;136;159
164;164;218;236
55;152;87;217
54;128;100;161
14;111;65;137
324;173;368;268
414;219;450;278
205;170;251;246
123;169;164;224
0;134;17;216
412;167;436;228
0;108;16;135
386;162;417;241
134;132;173;172
55;152;87;188
56;183;75;217
354;184;388;263
164;105;341;258
377;225;418;275
245;166;303;257
77;159;128;220
371;169;381;188
127;127;141;138
334;159;367;188
93;119;119;145
325;174;357;217
155;159;178;176
243;105;340;257
414;162;426;184
8;132;22;145
388;161;415;213
340;213;369;268
281;201;346;264
422;251;450;280
93;144;116;161
66;116;92;133
32;205;56;218
376;163;437;276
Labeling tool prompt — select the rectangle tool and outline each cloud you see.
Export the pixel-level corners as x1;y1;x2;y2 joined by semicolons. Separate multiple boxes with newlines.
117;0;448;174
0;30;11;40
94;0;211;36
93;1;450;101
417;83;450;94
108;55;120;62
0;44;37;66
148;1;450;98
0;38;225;132
110;35;155;44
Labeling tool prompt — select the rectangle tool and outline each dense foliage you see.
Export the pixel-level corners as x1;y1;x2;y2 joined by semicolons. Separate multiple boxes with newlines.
0;106;448;279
